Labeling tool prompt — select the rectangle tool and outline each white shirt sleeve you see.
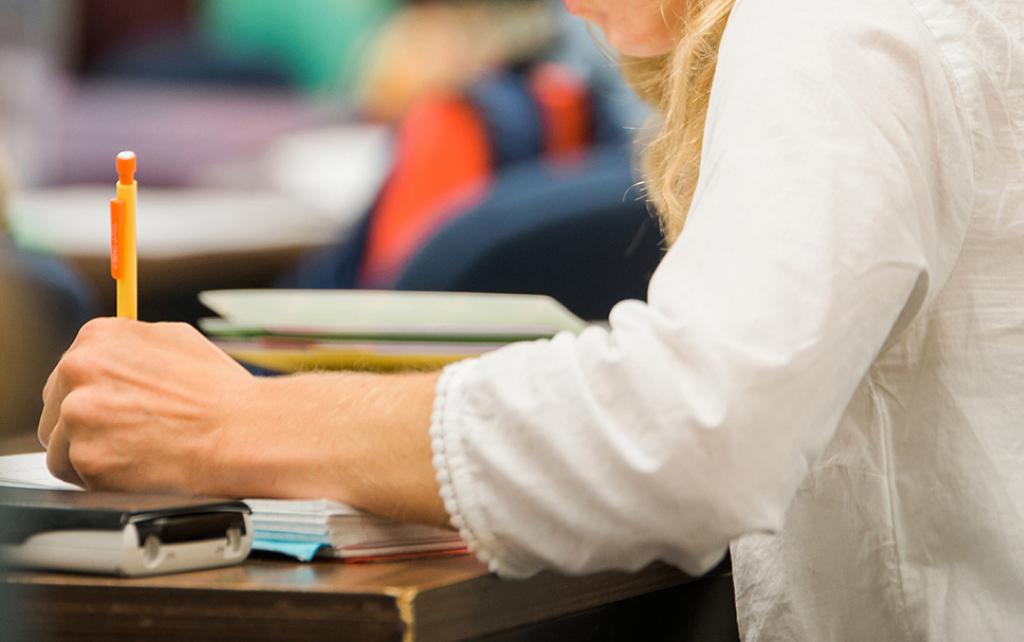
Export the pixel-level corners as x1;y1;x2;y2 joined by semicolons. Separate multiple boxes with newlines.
430;0;972;578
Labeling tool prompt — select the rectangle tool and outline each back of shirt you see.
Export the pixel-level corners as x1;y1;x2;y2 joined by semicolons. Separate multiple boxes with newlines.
732;0;1024;639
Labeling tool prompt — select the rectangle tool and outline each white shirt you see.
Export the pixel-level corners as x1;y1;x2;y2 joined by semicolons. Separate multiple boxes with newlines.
428;0;1024;638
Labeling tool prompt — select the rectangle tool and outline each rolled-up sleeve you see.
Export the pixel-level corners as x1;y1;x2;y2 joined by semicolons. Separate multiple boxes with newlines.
430;0;972;578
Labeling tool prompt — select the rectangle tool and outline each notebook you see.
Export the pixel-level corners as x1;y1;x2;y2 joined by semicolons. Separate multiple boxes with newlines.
0;453;464;563
200;289;587;339
200;289;587;373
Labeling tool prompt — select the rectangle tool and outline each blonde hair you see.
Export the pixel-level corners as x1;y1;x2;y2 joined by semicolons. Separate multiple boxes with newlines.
621;0;736;242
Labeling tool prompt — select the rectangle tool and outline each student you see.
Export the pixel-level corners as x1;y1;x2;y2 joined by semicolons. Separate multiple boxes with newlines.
37;0;1023;638
0;148;95;440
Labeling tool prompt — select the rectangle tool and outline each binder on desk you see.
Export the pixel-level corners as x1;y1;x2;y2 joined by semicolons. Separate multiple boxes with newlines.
0;486;252;577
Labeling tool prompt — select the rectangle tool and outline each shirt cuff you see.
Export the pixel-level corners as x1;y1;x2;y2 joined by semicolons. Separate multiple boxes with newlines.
429;358;538;578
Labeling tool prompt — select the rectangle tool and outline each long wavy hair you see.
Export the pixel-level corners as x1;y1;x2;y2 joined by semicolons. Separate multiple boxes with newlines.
621;0;736;242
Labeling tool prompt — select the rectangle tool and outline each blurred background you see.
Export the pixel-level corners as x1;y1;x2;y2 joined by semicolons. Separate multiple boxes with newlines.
0;0;665;442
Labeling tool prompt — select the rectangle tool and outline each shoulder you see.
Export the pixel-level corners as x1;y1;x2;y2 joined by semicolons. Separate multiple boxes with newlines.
721;0;939;71
728;0;928;34
710;0;956;122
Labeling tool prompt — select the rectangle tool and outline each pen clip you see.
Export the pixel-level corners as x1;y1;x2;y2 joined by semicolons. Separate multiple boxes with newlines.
110;198;125;280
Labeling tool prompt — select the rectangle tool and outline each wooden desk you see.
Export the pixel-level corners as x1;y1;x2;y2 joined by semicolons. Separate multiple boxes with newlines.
0;446;737;641
1;555;736;641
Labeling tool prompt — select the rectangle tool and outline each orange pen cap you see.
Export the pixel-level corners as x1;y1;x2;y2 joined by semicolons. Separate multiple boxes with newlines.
116;150;136;186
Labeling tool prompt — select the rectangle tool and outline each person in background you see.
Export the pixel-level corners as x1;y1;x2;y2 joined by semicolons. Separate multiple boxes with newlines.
37;0;1024;639
281;0;663;319
357;0;557;120
0;148;94;443
199;0;399;95
0;147;9;231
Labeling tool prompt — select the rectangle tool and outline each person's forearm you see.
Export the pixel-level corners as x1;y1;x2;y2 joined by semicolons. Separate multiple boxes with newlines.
38;318;451;526
217;370;450;528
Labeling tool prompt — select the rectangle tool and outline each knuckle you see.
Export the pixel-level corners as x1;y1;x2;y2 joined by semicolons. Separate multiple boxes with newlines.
46;453;67;481
78;317;112;339
59;390;98;426
46;442;79;487
167;321;197;338
68;442;105;480
42;369;57;402
58;350;95;384
77;317;126;346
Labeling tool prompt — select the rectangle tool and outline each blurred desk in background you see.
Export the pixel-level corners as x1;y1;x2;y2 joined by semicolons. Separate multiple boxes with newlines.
10;188;333;315
6;87;392;320
47;83;342;187
6;178;385;321
9;188;329;321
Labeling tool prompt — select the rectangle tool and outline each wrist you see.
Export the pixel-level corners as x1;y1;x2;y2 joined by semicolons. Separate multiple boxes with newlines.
338;371;448;525
204;373;327;499
204;369;449;529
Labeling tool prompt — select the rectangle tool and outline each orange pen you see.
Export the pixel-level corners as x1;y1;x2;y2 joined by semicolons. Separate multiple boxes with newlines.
110;151;138;319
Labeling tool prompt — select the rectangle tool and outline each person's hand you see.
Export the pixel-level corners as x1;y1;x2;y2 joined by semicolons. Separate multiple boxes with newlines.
37;317;449;526
38;317;256;494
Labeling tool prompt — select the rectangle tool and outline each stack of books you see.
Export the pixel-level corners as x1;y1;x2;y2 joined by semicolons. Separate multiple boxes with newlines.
245;498;465;562
199;289;587;373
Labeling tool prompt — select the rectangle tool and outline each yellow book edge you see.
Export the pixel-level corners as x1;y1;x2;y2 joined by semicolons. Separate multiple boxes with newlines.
216;346;470;374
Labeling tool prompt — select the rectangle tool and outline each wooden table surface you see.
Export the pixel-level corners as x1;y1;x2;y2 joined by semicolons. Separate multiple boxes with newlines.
1;553;722;641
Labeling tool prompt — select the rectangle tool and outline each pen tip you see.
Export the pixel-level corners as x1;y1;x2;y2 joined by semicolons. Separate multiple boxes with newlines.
116;151;136;185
